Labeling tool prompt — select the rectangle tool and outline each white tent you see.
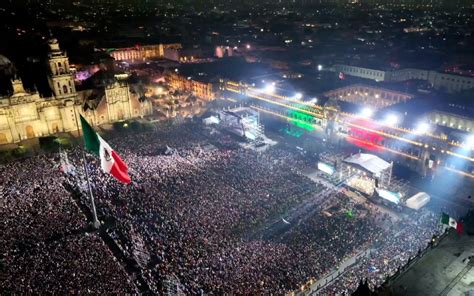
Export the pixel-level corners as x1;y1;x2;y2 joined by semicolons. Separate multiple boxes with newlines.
405;192;430;210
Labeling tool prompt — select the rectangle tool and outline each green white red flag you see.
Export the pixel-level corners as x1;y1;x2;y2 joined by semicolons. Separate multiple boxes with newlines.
441;212;462;234
80;115;131;184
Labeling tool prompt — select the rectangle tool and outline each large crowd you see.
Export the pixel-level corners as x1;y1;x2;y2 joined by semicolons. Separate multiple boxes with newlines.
319;210;438;295
0;156;136;294
1;122;440;295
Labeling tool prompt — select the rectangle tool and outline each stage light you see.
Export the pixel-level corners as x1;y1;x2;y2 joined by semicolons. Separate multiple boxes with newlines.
465;135;474;149
294;92;303;100
360;107;373;118
263;84;275;94
246;44;251;49
415;122;430;135
383;114;399;126
317;64;323;71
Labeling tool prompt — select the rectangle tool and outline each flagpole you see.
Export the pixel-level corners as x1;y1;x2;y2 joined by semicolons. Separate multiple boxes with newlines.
82;149;100;229
75;108;100;229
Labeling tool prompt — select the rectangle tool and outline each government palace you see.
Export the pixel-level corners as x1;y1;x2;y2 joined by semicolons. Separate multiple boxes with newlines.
0;39;153;145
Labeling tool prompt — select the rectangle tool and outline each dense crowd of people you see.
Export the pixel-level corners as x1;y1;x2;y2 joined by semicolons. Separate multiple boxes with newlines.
0;156;136;294
1;121;441;295
319;210;438;295
0;156;85;251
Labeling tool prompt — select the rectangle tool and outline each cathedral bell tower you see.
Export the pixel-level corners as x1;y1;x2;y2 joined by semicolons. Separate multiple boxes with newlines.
47;38;76;98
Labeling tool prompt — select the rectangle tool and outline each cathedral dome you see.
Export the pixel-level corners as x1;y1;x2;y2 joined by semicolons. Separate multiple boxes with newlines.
0;55;12;66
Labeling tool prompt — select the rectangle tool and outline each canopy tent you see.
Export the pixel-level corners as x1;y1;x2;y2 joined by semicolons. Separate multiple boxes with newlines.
405;192;431;210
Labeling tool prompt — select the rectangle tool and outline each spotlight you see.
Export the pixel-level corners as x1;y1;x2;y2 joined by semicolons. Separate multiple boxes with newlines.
384;114;399;126
415;122;430;135
317;64;323;71
465;135;474;149
263;84;275;94
360;107;373;118
294;92;303;100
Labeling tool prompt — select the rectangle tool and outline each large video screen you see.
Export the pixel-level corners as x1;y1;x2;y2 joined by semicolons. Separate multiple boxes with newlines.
376;188;401;205
318;162;335;175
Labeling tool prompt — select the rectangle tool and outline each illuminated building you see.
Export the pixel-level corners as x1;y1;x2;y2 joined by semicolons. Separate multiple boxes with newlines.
221;80;474;177
323;84;413;109
166;72;215;101
428;111;474;133
333;64;388;82
0;39;152;145
333;64;474;94
107;44;182;62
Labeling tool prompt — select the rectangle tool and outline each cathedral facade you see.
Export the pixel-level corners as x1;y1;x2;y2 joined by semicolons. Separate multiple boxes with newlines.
0;39;153;145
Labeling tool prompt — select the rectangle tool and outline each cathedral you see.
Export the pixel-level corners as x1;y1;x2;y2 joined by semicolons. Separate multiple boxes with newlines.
0;39;153;145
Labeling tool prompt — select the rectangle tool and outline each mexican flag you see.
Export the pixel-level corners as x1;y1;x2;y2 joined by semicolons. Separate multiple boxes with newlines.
80;115;131;184
441;213;462;234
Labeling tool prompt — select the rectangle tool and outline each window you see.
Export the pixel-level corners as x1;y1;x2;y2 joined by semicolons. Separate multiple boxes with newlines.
63;85;68;94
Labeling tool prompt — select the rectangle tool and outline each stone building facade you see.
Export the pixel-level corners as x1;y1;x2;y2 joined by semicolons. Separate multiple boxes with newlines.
0;39;152;145
323;84;413;109
167;72;215;101
108;44;182;62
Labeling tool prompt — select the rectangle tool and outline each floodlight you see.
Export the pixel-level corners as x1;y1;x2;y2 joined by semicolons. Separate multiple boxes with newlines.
415;122;430;135
384;114;399;126
263;84;275;94
465;135;474;149
360;107;373;118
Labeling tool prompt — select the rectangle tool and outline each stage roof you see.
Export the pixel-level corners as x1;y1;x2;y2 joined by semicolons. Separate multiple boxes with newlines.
343;153;391;176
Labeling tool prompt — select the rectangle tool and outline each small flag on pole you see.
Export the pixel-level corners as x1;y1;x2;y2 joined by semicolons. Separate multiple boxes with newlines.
441;212;462;234
80;115;131;184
